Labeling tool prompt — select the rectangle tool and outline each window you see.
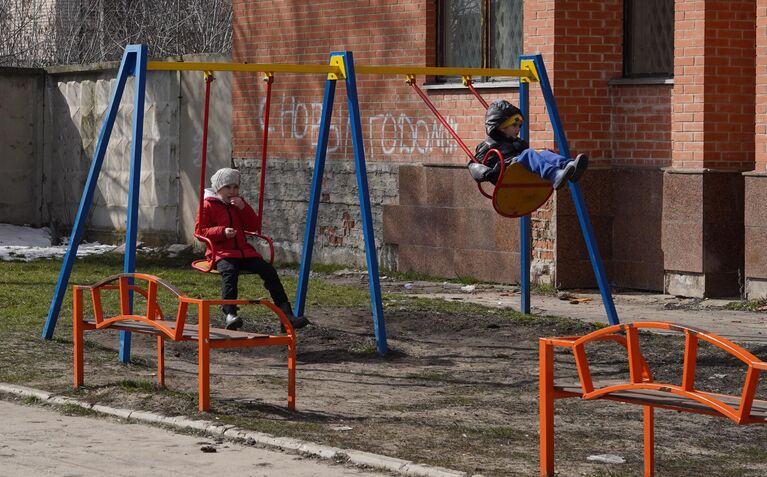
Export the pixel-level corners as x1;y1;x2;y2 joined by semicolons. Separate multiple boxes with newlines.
437;0;523;82
624;0;674;78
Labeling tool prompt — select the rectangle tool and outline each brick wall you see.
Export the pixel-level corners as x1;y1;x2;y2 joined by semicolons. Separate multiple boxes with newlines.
745;0;767;298
522;0;558;284
703;1;756;171
611;86;673;168
383;165;521;284
232;0;485;165
229;0;669;290
757;0;767;171
539;1;624;288
672;0;707;169
673;0;756;171
664;0;754;297
231;0;531;279
230;1;762;296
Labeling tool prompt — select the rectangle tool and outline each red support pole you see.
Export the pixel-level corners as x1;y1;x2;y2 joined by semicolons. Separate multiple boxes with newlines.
408;78;476;162
73;286;84;387
257;74;274;233
197;72;215;224
465;80;489;109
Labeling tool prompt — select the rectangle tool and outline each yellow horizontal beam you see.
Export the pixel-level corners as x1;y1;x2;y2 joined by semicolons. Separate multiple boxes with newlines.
146;61;535;80
147;61;340;75
356;65;535;79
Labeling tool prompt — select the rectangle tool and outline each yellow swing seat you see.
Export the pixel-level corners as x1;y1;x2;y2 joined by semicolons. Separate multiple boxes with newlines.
475;149;554;218
491;162;553;218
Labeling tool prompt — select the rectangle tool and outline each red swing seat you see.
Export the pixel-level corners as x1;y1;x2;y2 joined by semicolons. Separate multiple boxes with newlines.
409;76;553;218
192;72;276;272
474;149;553;219
191;231;275;273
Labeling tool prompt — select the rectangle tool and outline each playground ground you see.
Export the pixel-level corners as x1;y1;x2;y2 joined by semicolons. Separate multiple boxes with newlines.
4;269;767;476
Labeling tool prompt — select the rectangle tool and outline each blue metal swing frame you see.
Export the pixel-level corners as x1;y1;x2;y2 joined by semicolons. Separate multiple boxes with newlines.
42;47;390;358
42;49;618;363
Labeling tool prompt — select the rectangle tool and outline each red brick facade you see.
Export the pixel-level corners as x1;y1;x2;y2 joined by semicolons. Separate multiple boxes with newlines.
232;0;766;298
664;1;755;297
746;0;767;298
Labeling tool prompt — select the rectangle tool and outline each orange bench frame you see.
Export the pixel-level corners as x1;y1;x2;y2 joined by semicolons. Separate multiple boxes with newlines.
540;322;767;477
73;273;296;412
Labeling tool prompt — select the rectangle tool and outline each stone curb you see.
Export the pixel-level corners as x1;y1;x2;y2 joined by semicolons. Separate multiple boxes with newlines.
0;383;481;477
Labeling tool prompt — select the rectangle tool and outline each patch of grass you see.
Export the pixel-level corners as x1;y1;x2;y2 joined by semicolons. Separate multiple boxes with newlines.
0;253;376;336
59;402;98;416
117;379;162;393
737;447;767;464
531;283;558;296
384;295;507;316
21;396;42;405
446;395;476;406
725;299;767;311
217;415;324;436
584;471;633;477
349;339;378;355
0;253;584;340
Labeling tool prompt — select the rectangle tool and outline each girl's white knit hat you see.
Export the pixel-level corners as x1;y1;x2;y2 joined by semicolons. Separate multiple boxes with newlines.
211;168;240;191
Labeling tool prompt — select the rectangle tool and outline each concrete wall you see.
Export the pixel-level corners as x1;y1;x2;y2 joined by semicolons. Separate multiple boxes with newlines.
0;68;46;227
1;54;399;270
237;158;399;269
41;55;232;245
177;57;233;247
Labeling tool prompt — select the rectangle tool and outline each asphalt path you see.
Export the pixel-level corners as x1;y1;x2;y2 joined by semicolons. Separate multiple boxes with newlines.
0;399;390;477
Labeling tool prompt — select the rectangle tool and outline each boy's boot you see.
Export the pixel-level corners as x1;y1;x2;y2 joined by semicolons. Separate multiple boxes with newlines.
570;153;589;182
468;162;500;183
279;302;309;330
552;162;576;190
225;313;243;330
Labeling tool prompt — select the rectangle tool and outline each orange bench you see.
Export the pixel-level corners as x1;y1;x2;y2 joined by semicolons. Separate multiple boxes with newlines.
540;322;767;477
73;273;296;411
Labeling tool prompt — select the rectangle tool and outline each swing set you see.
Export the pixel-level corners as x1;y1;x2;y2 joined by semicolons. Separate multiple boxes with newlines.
405;72;552;218
190;70;276;273
42;45;619;362
357;56;618;326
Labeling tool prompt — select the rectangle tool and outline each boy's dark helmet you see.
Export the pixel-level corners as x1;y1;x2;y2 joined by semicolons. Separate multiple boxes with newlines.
485;100;524;135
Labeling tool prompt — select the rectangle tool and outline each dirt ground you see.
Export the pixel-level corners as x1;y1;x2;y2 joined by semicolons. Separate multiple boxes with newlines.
15;273;767;477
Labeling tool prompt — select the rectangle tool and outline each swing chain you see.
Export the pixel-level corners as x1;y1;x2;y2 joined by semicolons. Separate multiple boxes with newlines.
263;72;274;84
404;74;416;86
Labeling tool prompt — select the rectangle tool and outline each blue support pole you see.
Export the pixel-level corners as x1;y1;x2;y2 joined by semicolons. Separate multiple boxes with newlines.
294;68;337;318
42;46;142;340
523;54;620;325
294;52;388;354
518;77;531;314
339;51;387;354
119;44;148;362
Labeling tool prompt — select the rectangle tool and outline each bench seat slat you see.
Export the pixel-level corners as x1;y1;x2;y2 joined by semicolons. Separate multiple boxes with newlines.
73;273;297;413
82;319;273;341
555;384;767;420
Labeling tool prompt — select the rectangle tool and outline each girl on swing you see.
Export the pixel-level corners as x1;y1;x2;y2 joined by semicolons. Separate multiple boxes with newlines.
195;167;309;331
468;100;588;190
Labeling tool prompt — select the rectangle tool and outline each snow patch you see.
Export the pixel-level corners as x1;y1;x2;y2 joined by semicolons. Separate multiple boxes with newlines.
0;224;115;261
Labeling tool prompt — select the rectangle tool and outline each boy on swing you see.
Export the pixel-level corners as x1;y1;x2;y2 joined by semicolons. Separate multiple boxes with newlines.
469;100;588;190
195;167;309;331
